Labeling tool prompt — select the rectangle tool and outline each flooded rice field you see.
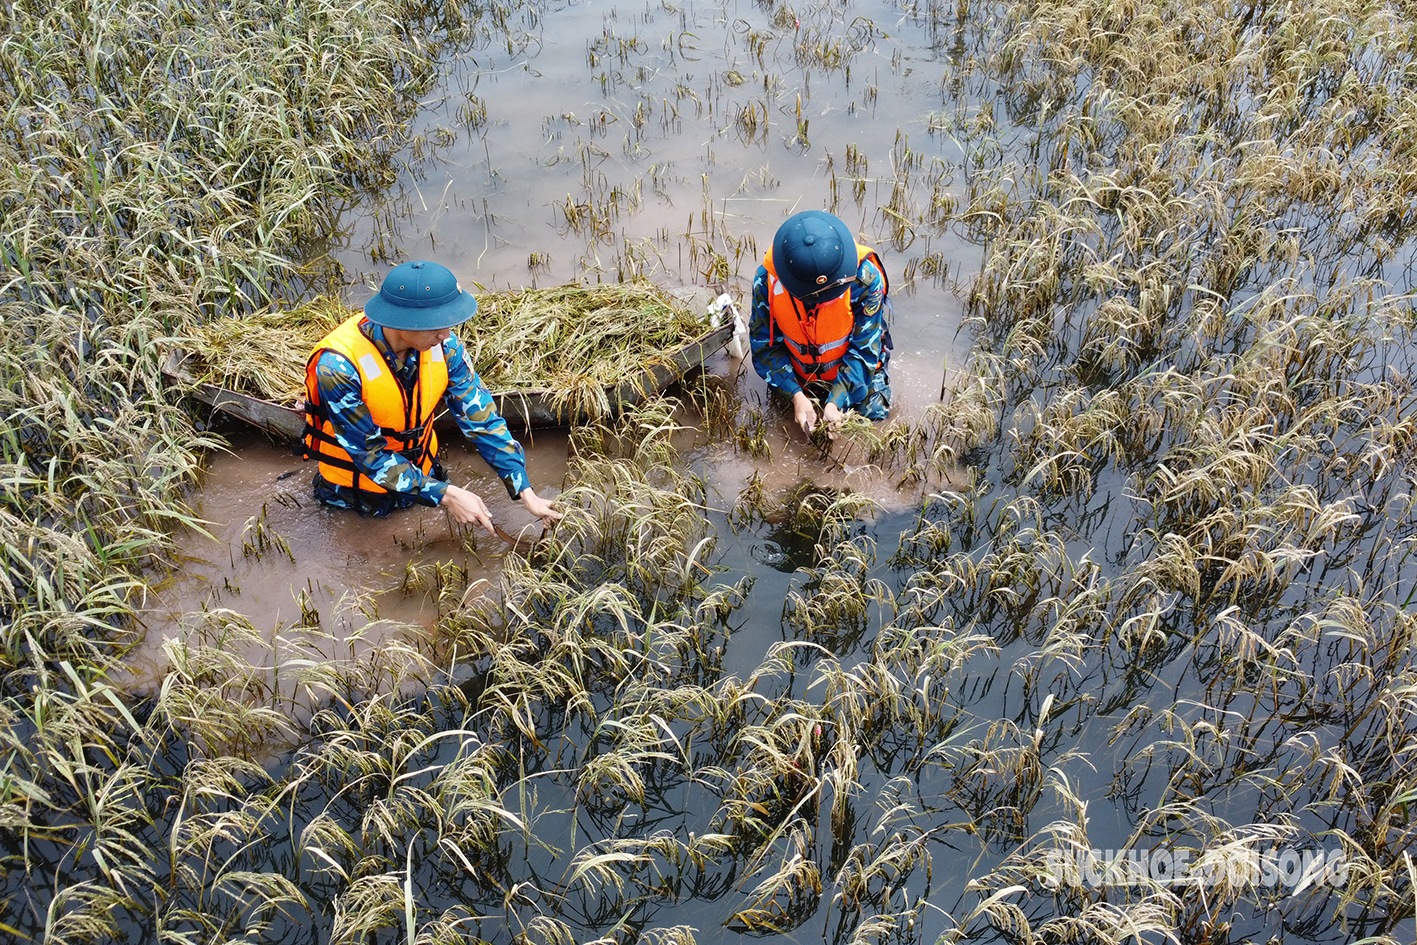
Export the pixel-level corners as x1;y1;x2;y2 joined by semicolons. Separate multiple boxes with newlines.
119;426;571;700
6;0;1417;944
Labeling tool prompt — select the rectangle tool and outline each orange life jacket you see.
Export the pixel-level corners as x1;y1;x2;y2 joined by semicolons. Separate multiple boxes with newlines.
302;314;449;494
764;244;887;385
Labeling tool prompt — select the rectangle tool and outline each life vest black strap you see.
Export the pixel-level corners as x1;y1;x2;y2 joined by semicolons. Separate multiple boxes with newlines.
312;449;430;482
313;453;362;474
295;422;317;458
307;419;425;453
308;421;434;473
305;426;346;451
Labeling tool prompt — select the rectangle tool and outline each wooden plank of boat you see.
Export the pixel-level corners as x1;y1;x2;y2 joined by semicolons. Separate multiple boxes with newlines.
163;314;738;439
162;351;308;439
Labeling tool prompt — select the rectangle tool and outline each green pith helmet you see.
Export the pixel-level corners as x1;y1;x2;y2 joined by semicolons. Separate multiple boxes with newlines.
363;260;478;331
771;210;858;299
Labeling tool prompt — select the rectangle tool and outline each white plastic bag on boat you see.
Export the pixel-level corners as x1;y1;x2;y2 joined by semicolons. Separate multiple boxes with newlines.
709;293;749;360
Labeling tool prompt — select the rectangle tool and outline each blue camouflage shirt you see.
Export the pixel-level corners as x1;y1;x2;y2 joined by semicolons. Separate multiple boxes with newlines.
749;253;890;411
311;318;531;513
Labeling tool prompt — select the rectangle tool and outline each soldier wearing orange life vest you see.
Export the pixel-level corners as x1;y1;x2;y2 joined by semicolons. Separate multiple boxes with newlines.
749;210;892;436
302;260;561;533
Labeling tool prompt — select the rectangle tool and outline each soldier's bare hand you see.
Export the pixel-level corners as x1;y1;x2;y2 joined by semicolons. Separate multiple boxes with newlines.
519;489;563;527
822;402;844;440
791;391;818;434
442;484;495;533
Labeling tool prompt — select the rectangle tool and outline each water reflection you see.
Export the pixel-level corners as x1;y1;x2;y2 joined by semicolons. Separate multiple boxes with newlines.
316;0;975;407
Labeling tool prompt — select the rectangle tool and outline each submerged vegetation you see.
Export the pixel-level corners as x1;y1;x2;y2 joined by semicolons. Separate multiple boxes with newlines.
5;1;1417;945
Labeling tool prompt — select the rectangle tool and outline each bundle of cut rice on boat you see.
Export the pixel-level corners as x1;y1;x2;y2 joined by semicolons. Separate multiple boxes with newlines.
169;281;737;433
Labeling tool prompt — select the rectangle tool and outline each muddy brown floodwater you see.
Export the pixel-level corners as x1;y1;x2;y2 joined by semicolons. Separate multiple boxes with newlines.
124;424;572;692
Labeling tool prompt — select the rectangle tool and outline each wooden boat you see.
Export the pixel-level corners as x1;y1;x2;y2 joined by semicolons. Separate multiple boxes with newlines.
162;293;742;439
